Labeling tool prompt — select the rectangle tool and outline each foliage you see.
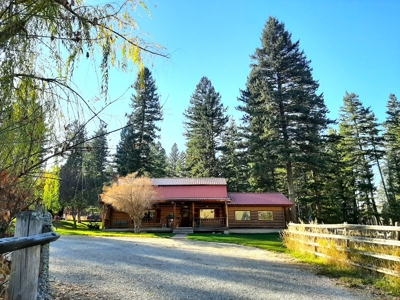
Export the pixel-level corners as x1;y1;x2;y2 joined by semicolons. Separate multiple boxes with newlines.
283;225;400;297
101;174;158;233
237;17;330;221
0;0;166;234
220;118;248;192
382;94;400;224
184;77;229;177
115;67;163;177
337;92;381;224
53;220;173;238
58;121;88;228
0;172;33;237
187;233;287;253
41;166;61;213
149;141;168;178
83;125;111;208
166;143;180;177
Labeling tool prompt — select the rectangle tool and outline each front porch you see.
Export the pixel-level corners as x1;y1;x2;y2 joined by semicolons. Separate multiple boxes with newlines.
102;200;230;232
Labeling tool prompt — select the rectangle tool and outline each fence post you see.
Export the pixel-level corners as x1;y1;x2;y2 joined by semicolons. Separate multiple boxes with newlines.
343;222;349;248
396;222;399;241
8;211;42;300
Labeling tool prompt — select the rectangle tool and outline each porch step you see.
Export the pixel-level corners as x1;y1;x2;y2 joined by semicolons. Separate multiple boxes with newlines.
173;227;193;234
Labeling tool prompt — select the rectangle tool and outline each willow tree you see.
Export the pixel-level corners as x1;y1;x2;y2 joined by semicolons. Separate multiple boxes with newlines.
0;0;166;230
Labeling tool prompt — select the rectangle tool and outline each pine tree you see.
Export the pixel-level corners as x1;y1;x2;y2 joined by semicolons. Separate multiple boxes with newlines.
166;143;180;177
176;151;188;178
338;92;380;224
382;94;400;224
183;77;229;177
220;118;248;192
59;122;88;228
237;17;330;221
84;125;110;207
115;67;163;176
149;141;168;178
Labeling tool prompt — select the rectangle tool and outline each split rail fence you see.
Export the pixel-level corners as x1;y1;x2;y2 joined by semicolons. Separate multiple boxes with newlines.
286;222;400;277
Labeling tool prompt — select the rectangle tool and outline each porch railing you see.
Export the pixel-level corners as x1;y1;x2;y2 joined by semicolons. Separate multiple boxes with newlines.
141;217;172;228
113;218;174;228
195;217;225;228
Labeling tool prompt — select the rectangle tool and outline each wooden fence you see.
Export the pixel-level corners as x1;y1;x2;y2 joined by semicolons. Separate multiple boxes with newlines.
285;222;400;277
1;210;60;300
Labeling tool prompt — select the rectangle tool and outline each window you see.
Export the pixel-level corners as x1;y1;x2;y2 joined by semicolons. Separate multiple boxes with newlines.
235;211;251;220
258;211;273;220
143;210;156;220
200;209;214;218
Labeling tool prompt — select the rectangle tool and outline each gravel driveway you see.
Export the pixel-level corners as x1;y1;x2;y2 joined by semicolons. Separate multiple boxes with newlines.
49;236;378;300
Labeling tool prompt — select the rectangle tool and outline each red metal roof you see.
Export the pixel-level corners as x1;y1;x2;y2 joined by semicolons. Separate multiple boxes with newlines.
151;178;226;186
228;193;293;206
156;185;228;200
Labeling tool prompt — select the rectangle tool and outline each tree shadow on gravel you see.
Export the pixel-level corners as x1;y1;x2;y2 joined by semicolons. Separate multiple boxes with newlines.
49;236;368;300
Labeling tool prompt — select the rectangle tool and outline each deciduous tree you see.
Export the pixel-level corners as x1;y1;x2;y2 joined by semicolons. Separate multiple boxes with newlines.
101;174;158;233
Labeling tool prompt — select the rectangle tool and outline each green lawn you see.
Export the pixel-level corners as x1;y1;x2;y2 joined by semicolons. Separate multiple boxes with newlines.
187;233;287;253
52;220;173;238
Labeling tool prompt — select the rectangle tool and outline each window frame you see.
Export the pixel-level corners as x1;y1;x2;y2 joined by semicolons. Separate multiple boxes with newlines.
258;210;274;221
200;209;215;219
234;210;251;221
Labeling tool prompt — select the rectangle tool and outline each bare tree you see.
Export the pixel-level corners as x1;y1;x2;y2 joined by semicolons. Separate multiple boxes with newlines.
101;174;158;234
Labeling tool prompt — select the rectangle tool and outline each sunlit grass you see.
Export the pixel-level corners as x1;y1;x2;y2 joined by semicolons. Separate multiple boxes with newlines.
282;224;400;297
187;233;288;253
52;220;173;238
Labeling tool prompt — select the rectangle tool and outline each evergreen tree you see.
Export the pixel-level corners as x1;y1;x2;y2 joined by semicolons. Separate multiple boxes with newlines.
149;141;168;178
176;151;188;178
220;118;248;192
382;94;400;224
183;77;229;177
84;125;110;207
338;92;380;224
166;143;180;177
237;17;330;221
59;122;88;228
115;67;163;176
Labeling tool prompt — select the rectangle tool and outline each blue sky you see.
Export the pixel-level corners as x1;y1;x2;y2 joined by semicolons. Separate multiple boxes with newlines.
78;0;400;155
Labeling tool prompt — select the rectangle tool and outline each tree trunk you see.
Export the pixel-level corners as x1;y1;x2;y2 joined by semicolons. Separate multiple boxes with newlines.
133;219;141;234
286;161;297;222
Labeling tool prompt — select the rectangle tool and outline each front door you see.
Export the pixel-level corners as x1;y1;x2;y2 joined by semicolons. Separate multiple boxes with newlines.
181;206;191;227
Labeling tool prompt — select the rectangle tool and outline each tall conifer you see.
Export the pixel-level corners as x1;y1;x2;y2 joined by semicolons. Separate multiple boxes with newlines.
238;17;330;221
115;67;163;176
383;94;400;223
183;77;229;177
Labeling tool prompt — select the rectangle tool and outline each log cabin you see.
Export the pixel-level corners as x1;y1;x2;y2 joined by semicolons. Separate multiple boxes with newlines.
102;178;293;233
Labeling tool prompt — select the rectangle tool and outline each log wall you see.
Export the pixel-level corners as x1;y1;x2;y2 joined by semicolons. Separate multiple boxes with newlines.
228;206;286;228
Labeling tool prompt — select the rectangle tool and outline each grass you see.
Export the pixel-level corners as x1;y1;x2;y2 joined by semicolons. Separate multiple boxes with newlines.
282;226;400;297
187;231;400;297
51;221;400;297
187;233;288;253
52;220;173;238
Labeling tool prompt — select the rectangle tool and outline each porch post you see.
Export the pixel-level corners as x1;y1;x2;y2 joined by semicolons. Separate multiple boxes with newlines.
109;206;113;228
192;202;195;228
225;201;229;228
173;202;176;228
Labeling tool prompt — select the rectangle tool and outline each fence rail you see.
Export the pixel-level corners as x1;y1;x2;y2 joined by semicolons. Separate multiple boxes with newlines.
0;232;60;254
286;222;400;278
